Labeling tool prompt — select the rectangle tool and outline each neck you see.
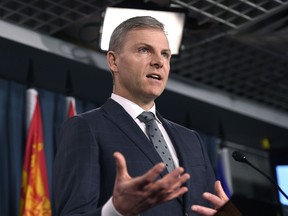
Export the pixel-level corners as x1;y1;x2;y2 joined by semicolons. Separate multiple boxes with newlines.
112;92;155;111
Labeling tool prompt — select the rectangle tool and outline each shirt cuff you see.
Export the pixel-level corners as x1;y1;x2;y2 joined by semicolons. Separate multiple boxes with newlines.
101;197;123;216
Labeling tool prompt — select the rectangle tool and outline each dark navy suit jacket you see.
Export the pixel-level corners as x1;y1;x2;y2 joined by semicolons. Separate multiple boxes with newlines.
53;98;216;216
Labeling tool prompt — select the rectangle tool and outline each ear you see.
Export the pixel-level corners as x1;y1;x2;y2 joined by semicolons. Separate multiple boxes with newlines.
107;51;118;72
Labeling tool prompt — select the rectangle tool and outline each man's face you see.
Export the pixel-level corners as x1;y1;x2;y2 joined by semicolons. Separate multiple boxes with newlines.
108;28;171;108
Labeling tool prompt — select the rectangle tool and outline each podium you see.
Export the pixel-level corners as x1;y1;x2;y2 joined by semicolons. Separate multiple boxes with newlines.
215;194;281;216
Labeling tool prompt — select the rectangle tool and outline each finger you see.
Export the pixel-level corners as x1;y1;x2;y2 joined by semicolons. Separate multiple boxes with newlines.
202;192;227;209
143;180;189;204
113;152;129;181
215;180;229;201
168;168;190;186
146;167;189;191
166;166;186;179
145;169;190;201
163;186;189;201
133;162;166;189
191;205;217;216
158;169;190;194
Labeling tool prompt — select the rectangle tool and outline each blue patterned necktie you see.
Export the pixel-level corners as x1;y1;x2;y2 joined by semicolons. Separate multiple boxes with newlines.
138;111;175;172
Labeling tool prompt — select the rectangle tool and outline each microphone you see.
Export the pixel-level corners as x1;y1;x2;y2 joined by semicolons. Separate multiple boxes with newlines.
232;151;288;200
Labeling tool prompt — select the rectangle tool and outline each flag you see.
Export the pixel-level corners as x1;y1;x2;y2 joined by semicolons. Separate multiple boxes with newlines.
217;148;232;198
19;89;51;216
66;96;76;118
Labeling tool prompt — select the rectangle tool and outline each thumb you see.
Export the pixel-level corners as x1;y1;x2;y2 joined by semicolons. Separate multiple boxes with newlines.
114;152;129;181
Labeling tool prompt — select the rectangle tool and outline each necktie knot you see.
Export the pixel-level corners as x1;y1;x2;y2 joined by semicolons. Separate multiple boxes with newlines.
138;111;155;124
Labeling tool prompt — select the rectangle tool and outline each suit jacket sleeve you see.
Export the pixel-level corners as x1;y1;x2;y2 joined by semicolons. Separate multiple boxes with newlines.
53;115;103;216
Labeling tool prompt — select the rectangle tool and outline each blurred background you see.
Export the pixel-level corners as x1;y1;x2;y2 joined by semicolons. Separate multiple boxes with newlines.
0;0;288;215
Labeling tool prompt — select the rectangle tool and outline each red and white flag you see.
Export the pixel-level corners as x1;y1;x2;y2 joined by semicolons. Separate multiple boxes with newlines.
66;96;76;118
19;89;51;216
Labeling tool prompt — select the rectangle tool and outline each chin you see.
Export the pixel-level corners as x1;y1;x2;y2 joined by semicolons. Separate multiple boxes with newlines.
148;92;163;100
143;88;165;99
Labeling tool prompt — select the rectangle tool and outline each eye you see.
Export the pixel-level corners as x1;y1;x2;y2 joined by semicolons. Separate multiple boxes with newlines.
138;47;149;53
162;52;171;59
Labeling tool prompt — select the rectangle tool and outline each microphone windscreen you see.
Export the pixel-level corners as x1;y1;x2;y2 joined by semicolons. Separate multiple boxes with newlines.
232;151;247;163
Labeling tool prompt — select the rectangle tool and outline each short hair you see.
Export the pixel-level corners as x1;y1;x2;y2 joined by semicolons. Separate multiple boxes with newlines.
108;16;166;52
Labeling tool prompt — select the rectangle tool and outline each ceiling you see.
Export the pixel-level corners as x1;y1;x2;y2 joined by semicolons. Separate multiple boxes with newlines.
1;0;288;114
1;0;288;145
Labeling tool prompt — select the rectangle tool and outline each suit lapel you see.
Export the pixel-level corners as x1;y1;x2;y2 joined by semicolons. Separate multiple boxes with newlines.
101;99;169;176
156;111;191;171
156;112;191;210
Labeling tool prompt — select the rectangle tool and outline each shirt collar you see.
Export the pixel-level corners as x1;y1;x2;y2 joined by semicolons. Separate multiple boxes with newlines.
111;93;160;122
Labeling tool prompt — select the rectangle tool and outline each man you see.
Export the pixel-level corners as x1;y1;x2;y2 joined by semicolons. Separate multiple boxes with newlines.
53;16;228;216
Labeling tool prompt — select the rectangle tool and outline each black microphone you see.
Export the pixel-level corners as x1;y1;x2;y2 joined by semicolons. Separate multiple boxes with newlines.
232;151;288;200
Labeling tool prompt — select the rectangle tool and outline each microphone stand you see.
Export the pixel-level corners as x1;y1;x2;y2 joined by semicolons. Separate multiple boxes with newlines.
232;151;288;200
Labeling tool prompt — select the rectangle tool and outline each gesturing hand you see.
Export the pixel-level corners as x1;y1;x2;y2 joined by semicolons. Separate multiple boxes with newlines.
191;180;229;216
112;152;190;216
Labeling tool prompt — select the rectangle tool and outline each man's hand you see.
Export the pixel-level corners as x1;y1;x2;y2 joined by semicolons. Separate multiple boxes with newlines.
112;152;190;216
191;180;229;216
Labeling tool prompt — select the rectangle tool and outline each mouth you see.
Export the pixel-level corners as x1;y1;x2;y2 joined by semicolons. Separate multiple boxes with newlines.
146;74;161;80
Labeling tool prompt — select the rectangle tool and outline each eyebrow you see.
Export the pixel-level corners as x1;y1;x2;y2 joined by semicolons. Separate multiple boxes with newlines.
162;49;172;54
138;42;171;53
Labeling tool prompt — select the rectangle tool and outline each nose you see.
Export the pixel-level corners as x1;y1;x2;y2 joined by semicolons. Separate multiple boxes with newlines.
150;53;164;69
